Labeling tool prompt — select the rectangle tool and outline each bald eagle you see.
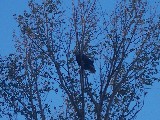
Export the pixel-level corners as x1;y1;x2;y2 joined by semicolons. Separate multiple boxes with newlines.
75;52;96;73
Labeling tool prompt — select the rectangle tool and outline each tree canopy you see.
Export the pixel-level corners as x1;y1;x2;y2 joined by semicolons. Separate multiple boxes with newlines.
0;0;160;119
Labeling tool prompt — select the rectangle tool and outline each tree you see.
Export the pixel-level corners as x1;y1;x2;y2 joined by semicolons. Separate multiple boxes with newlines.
0;0;160;119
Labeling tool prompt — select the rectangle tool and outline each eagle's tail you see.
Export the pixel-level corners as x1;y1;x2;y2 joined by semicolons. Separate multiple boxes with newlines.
89;65;96;73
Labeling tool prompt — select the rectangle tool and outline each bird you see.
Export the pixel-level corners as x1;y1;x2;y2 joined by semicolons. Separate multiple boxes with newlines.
74;51;96;73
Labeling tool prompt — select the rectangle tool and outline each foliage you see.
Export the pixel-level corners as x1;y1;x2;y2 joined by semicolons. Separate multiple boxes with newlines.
0;0;160;120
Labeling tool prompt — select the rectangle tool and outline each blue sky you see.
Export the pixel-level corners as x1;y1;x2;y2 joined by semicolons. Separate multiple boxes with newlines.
0;1;28;56
0;0;160;120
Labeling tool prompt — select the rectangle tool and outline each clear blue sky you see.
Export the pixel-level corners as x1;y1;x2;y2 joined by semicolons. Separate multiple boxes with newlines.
0;1;160;120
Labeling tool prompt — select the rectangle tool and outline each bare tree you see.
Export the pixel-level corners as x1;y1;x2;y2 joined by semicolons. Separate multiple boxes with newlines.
0;0;160;120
